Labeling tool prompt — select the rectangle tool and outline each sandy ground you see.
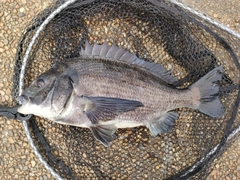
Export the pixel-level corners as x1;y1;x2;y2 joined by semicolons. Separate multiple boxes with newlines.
0;0;239;179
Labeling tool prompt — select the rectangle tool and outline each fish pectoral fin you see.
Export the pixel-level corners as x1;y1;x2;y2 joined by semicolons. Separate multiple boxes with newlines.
82;96;144;124
90;124;117;147
146;112;178;137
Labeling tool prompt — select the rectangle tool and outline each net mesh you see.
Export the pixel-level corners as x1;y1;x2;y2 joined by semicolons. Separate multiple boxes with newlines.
13;0;240;179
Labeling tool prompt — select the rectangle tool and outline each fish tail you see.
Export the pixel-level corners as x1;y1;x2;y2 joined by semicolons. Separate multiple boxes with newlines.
190;66;224;118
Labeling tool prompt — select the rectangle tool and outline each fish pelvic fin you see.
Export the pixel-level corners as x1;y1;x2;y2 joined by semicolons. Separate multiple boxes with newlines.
190;66;224;118
146;112;178;136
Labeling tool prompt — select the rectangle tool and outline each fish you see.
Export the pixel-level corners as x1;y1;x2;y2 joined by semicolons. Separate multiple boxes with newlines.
17;41;224;147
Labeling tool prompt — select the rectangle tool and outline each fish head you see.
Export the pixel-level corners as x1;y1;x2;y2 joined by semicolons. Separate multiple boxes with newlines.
17;62;69;119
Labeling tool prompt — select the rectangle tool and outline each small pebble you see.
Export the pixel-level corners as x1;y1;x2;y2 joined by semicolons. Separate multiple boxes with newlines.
19;7;25;13
31;161;36;167
3;39;9;45
9;167;14;173
213;14;218;18
8;137;14;143
0;41;4;47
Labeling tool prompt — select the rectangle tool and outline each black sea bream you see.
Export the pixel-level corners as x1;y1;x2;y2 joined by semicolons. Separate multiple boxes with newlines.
17;41;224;146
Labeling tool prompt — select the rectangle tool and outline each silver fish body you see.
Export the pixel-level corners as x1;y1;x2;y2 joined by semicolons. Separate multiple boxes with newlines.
18;42;224;146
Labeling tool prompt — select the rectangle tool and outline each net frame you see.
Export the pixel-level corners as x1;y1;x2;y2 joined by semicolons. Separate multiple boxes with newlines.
14;0;240;179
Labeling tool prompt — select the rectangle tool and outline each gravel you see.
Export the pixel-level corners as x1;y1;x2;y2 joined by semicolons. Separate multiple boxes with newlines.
0;0;55;179
0;0;239;179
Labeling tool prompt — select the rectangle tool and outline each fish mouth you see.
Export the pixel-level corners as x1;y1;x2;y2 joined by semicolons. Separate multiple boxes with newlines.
17;95;32;105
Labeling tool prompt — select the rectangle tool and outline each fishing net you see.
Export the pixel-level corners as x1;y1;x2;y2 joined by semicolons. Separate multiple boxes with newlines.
13;0;239;179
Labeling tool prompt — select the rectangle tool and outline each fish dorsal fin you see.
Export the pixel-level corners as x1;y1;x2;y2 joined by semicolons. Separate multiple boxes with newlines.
80;41;177;84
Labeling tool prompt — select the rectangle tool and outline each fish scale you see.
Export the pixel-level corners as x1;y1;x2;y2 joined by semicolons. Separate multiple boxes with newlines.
73;60;177;111
17;41;224;146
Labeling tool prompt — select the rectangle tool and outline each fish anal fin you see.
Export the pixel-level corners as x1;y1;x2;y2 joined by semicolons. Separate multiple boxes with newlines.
90;125;117;147
147;112;178;136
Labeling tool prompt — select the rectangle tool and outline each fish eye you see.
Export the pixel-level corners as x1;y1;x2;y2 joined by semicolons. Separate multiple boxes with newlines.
36;79;45;88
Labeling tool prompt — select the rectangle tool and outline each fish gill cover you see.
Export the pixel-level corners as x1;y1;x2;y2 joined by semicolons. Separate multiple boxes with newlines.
13;0;239;179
